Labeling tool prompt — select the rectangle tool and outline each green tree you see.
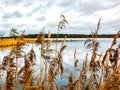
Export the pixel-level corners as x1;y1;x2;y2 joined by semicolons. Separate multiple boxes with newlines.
9;28;19;39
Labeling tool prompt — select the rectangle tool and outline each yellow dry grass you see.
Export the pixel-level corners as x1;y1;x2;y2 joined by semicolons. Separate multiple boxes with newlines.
23;38;36;43
0;38;36;48
0;38;17;46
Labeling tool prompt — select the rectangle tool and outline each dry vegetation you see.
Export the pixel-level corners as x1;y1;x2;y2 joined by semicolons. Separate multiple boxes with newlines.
0;38;36;49
0;15;120;90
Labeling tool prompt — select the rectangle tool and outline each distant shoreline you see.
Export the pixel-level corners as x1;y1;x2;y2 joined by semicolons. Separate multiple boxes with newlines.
1;34;120;39
0;38;119;50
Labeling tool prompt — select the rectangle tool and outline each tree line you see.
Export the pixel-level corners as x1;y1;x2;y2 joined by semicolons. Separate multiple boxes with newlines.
24;33;120;38
0;28;120;39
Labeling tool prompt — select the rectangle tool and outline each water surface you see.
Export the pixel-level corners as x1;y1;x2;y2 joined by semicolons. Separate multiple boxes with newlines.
0;38;120;89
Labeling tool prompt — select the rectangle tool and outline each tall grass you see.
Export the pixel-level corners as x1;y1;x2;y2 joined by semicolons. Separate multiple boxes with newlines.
0;16;120;90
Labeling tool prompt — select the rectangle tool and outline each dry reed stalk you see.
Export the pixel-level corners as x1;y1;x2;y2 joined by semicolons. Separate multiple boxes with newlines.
37;67;45;90
9;42;25;89
51;15;68;89
36;29;45;45
95;17;101;38
46;31;52;52
18;48;36;90
41;33;66;89
109;31;120;51
68;74;74;90
36;31;47;89
102;67;120;90
1;53;13;89
36;31;45;68
0;68;1;90
84;18;102;90
73;48;79;90
42;31;54;89
15;42;19;89
79;53;88;90
42;35;67;89
48;65;58;90
59;38;67;89
98;31;120;90
1;56;16;90
102;31;120;81
67;73;79;90
87;72;94;90
59;38;66;76
36;31;61;90
55;14;68;67
74;49;76;82
0;57;2;90
58;15;69;30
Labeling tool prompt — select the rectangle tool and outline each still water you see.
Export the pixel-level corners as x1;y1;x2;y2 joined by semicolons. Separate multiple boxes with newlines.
0;38;120;88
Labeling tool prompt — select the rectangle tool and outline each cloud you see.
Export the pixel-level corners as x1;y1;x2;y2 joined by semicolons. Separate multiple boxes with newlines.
13;11;23;18
0;0;120;36
2;11;23;19
23;0;34;7
2;13;12;19
26;7;40;17
36;16;46;21
0;23;11;28
0;0;22;6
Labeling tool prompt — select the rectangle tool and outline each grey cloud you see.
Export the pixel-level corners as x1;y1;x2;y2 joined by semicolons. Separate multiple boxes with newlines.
68;27;91;34
2;11;23;19
16;24;27;27
0;23;11;28
0;0;120;35
77;3;109;15
26;7;40;17
109;0;120;7
47;0;72;7
23;0;34;7
59;0;72;7
102;18;120;33
23;0;46;7
77;0;120;15
26;0;47;17
48;0;120;16
13;11;23;18
2;13;11;19
45;21;91;34
36;16;46;21
2;0;22;6
13;24;40;33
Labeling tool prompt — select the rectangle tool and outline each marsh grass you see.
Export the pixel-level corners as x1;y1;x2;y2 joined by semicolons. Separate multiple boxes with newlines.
0;16;120;90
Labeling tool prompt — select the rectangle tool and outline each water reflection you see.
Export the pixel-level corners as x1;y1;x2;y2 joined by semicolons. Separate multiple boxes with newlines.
0;38;120;89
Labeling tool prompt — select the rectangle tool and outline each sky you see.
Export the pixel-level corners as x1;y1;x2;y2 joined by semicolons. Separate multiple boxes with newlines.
0;0;120;36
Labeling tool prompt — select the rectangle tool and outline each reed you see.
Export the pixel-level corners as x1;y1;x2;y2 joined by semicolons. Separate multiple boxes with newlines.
0;15;120;90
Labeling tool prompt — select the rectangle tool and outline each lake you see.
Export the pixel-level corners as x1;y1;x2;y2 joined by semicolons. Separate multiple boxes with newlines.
0;38;120;89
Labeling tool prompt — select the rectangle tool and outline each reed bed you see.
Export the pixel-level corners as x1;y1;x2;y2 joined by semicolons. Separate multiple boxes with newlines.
0;16;120;90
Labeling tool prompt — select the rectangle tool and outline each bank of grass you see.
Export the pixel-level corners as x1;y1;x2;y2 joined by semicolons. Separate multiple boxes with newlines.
0;38;36;47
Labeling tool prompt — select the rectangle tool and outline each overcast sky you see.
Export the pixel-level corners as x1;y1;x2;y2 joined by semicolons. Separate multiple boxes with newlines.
0;0;120;36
